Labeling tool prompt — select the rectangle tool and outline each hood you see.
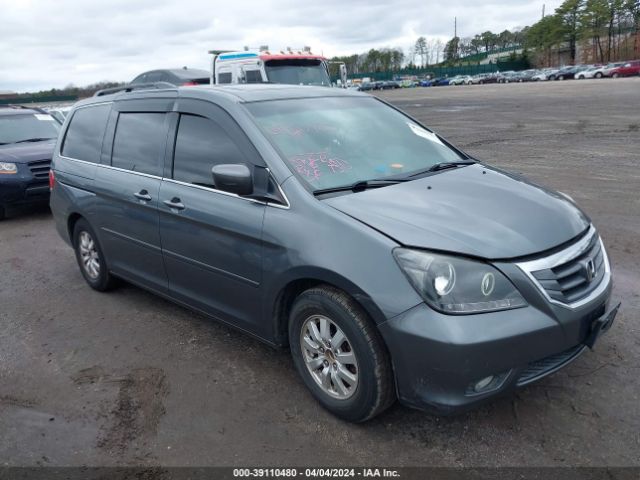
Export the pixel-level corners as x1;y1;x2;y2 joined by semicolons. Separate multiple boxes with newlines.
324;164;590;260
0;140;56;164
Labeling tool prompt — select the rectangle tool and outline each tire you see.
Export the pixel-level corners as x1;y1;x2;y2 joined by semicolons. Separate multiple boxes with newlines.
612;73;619;79
595;72;603;78
0;205;5;221
289;285;395;422
558;75;564;81
73;218;117;291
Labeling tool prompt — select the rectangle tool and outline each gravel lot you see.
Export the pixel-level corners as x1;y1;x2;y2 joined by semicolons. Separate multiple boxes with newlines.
1;79;639;468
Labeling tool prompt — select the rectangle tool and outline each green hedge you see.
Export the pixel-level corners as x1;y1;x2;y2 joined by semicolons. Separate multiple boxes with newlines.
0;94;78;105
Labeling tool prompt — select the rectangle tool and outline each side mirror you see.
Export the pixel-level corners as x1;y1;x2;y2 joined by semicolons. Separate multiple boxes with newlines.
211;163;253;196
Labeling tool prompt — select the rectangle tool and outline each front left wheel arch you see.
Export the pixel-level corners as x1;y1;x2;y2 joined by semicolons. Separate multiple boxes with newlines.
268;270;390;348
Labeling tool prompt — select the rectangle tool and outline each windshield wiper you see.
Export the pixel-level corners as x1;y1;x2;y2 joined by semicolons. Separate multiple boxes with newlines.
405;160;477;178
13;137;55;144
313;178;409;196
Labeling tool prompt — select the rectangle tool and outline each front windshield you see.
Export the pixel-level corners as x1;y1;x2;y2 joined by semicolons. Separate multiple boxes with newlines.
0;113;60;144
246;97;464;191
264;59;331;86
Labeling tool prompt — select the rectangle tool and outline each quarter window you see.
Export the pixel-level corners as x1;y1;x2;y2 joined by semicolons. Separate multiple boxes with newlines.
111;113;166;176
218;72;232;84
245;70;263;83
173;114;248;187
61;105;110;163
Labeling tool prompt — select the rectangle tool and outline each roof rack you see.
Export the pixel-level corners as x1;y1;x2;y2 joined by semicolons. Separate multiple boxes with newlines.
94;82;176;97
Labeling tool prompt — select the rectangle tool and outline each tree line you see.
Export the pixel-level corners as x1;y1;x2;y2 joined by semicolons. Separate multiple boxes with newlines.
525;0;639;65
331;0;639;74
330;48;406;74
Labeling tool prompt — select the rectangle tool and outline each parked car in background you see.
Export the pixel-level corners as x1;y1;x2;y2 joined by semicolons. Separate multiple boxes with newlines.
497;71;517;83
449;75;472;85
555;65;590;80
608;60;640;78
50;83;618;422
472;73;499;84
380;81;401;89
130;67;211;86
531;69;555;81
576;66;601;79
584;63;623;78
358;82;374;91
512;70;536;82
545;69;563;81
418;78;433;87
431;77;450;86
0;106;60;220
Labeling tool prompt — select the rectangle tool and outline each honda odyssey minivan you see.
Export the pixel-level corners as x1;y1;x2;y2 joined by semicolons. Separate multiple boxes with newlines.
50;84;618;422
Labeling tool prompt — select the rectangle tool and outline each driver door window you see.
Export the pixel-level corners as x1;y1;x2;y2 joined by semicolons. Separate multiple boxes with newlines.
172;114;249;188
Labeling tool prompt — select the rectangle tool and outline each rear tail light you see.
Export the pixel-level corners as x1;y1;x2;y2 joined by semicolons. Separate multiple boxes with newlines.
49;169;55;190
182;81;198;86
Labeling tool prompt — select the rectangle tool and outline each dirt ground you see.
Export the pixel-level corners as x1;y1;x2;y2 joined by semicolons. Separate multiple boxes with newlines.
1;79;639;468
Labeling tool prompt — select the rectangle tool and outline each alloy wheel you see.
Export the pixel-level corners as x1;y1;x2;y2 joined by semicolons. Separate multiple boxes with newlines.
300;315;359;400
78;231;100;279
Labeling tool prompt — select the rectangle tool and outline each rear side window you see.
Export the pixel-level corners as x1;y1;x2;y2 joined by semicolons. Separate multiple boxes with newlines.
62;105;110;163
111;113;166;176
173;114;248;186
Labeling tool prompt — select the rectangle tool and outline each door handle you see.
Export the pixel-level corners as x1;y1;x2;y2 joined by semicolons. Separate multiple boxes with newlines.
163;198;185;210
134;190;152;202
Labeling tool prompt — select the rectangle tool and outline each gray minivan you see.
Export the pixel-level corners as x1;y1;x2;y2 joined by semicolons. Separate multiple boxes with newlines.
50;84;618;422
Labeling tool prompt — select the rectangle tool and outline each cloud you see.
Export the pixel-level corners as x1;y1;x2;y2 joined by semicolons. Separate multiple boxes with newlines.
0;0;562;92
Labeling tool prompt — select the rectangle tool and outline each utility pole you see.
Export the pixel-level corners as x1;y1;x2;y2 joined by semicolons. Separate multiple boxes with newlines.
542;4;545;19
454;17;457;38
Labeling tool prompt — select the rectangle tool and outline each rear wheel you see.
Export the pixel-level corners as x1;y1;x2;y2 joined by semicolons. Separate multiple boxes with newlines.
595;72;603;78
73;218;117;291
289;286;395;422
612;73;620;78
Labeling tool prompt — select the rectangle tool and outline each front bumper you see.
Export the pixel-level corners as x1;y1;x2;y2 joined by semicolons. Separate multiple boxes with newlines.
378;262;615;415
0;165;50;207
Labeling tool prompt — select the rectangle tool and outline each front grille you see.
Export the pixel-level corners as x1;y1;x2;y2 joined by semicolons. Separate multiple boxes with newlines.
516;344;585;386
28;159;51;179
530;233;604;304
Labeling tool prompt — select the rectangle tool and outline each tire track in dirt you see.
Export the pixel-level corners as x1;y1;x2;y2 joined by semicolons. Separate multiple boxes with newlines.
72;366;169;459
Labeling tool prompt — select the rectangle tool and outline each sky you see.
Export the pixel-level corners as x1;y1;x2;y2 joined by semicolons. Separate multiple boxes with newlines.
0;0;563;93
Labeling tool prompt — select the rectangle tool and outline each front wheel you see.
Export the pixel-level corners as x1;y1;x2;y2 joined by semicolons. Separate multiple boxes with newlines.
612;73;620;78
289;286;395;422
595;72;603;78
73;218;117;291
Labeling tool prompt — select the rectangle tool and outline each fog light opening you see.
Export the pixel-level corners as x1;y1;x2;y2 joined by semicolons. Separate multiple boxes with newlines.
466;370;511;396
474;376;494;392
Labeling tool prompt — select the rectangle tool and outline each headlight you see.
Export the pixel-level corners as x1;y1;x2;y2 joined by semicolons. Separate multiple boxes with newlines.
0;162;18;174
394;248;527;314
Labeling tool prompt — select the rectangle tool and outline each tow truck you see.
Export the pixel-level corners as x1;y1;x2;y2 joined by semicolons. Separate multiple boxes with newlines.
208;46;347;87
